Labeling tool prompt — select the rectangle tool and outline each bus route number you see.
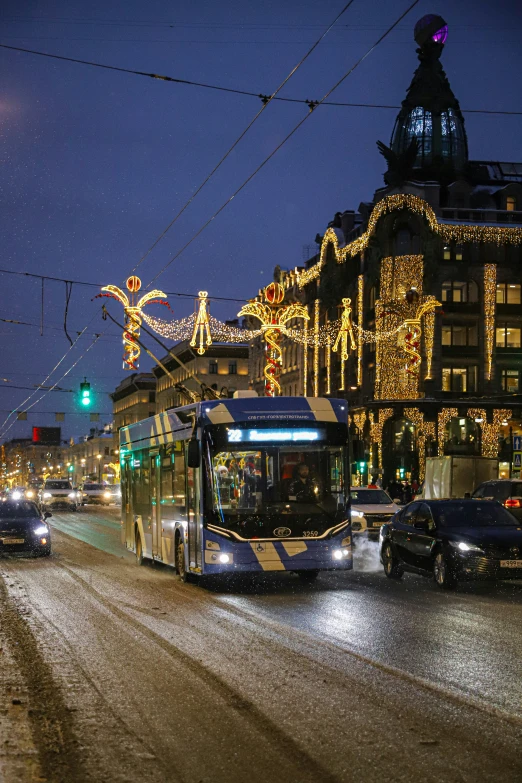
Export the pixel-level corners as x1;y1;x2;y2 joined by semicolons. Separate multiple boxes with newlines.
303;530;319;537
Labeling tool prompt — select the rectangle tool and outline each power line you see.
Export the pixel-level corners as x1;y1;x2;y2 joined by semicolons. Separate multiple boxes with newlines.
146;0;423;287
127;1;357;277
0;42;520;116
0;267;252;302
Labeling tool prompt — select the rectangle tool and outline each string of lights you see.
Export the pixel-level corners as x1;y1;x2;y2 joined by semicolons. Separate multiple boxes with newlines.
297;195;522;288
1;42;520;117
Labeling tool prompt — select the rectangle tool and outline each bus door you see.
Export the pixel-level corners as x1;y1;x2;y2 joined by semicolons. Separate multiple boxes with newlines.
186;461;201;570
150;452;162;559
122;455;134;549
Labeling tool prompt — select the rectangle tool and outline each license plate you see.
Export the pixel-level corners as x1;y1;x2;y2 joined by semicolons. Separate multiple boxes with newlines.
500;559;522;568
1;538;25;545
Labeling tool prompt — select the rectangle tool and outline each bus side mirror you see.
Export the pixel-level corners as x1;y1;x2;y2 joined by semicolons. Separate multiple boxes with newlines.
187;438;201;468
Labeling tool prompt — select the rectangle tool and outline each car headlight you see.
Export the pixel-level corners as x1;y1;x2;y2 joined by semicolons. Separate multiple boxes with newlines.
34;525;49;536
450;541;484;554
68;493;76;499
43;492;52;499
103;491;111;498
26;490;34;498
11;491;22;500
350;509;364;518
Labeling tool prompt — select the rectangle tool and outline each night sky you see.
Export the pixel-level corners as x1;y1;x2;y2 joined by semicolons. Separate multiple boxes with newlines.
1;0;521;442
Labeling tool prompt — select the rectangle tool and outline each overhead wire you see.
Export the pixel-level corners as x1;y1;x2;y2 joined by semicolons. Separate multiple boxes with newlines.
126;0;357;277
146;0;422;287
0;42;519;116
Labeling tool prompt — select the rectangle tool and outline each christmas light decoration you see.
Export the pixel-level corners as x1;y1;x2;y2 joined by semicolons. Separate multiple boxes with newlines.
357;275;364;387
437;408;458;455
326;315;331;396
403;407;435;481
424;309;435;380
332;298;356;361
98;277;168;370
303;314;309;396
484;264;496;381
369;408;394;472
237;283;309;396
190;291;212;355
313;299;320;397
296;194;522;289
353;411;366;435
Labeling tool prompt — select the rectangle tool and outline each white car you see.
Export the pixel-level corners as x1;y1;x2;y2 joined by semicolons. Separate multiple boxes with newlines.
81;483;119;505
350;487;401;538
41;480;79;511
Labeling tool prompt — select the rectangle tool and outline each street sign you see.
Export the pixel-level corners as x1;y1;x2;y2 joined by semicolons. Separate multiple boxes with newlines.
513;453;522;469
513;435;522;451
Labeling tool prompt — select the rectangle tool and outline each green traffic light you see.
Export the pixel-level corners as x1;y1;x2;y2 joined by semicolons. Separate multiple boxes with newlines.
359;461;366;470
81;397;90;406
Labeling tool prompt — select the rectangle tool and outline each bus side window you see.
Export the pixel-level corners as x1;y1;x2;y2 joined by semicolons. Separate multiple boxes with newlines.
173;447;186;505
161;464;173;503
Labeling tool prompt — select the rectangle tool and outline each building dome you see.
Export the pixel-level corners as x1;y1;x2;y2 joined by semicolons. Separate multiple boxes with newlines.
388;16;468;178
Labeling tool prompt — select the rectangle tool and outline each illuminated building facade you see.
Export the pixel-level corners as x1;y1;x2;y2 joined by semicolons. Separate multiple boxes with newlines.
277;16;522;485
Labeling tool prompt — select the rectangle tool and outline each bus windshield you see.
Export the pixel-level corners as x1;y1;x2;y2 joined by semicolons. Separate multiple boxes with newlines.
210;447;346;519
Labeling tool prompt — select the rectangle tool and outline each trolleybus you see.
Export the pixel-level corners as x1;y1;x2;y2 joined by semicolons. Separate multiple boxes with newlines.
120;393;352;581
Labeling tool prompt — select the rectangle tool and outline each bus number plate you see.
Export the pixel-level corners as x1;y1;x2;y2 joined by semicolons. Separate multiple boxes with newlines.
303;531;319;537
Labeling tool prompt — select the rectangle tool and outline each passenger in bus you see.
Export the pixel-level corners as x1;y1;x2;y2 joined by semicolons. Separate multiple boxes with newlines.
286;463;318;503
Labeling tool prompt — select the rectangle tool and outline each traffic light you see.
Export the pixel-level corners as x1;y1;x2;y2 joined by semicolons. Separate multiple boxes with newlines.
359;461;366;471
68;464;74;473
80;379;92;407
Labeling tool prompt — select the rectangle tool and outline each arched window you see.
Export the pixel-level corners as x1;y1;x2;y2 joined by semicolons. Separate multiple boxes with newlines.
507;196;517;212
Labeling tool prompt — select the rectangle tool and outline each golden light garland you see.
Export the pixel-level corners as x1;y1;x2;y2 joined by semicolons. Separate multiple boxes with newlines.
370;408;394;472
437;408;458;455
296;195;522;289
484;264;496;381
237;283;309;397
303;314;309;396
326;315;331;395
313;298;320;397
357;275;364;387
403;407;435;482
353;411;367;436
98;277;168;370
424;309;435;380
466;408;512;458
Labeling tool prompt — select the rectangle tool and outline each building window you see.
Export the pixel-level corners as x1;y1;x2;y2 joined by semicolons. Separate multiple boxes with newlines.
209;360;218;374
506;196;517;212
228;361;237;375
501;369;519;393
149;392;156;402
442;366;478;392
441;280;478;303
496;325;521;348
443;245;451;260
455;245;463;261
441;323;478;346
496;283;521;304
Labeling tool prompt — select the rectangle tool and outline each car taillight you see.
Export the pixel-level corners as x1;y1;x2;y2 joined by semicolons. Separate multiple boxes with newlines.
504;498;521;508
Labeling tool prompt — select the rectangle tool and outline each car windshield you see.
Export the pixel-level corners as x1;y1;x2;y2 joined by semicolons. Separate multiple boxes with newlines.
351;489;393;505
84;484;103;490
433;502;519;527
0;501;40;518
45;481;71;490
210;447;346;517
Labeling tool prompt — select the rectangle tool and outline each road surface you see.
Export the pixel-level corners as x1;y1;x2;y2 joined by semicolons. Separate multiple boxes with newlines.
1;506;521;783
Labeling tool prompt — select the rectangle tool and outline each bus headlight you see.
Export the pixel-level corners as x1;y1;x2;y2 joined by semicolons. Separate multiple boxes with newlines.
333;548;351;560
219;553;230;564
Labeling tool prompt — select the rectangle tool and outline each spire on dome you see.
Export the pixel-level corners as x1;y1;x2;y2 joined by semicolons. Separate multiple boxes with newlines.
377;15;468;186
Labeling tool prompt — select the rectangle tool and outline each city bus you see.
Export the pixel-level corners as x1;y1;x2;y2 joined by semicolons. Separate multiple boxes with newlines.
119;393;352;581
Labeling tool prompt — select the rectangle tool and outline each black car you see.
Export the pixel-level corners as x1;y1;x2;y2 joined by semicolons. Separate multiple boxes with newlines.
379;499;522;589
472;479;522;522
0;500;52;557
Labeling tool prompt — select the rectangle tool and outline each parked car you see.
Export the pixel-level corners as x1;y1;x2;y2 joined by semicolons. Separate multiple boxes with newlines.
81;482;116;505
350;487;401;539
0;499;52;556
40;479;78;511
380;499;522;589
472;479;522;522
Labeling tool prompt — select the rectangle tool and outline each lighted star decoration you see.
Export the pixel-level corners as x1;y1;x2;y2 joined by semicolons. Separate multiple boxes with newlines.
97;276;169;370
238;283;309;396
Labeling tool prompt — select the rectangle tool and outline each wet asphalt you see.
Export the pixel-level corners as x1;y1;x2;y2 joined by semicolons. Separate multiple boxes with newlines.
0;506;521;783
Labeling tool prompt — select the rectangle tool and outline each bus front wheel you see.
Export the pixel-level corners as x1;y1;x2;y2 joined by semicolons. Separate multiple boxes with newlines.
176;538;189;582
